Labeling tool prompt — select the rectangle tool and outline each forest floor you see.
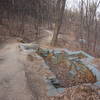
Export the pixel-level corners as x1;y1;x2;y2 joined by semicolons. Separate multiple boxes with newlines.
0;28;100;100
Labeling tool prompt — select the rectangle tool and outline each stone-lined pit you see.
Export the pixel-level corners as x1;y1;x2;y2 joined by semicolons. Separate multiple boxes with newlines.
19;43;100;99
36;48;96;88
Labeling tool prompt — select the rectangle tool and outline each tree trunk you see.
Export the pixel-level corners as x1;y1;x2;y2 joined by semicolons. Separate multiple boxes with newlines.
51;0;66;46
93;18;98;53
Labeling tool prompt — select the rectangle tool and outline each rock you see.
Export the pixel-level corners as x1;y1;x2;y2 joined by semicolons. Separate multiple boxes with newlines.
57;88;64;94
48;88;58;96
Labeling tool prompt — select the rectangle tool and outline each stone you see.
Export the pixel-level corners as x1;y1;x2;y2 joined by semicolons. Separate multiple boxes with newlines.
57;88;65;94
48;88;58;96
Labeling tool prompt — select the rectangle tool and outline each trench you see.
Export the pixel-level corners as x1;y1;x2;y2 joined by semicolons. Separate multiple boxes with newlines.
36;48;97;88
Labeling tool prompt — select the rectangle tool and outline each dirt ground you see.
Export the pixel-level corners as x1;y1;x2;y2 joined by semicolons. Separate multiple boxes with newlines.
0;29;100;100
0;29;54;100
0;41;33;100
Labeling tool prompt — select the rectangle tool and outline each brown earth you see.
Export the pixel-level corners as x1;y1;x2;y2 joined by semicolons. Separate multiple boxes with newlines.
0;41;33;100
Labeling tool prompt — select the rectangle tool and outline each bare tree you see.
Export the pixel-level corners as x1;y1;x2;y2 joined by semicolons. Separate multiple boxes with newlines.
79;0;84;49
77;0;100;54
93;1;100;53
51;0;67;46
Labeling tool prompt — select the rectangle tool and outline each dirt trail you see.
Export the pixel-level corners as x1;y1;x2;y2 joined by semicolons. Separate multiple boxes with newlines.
36;29;53;46
0;42;33;100
0;29;55;100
